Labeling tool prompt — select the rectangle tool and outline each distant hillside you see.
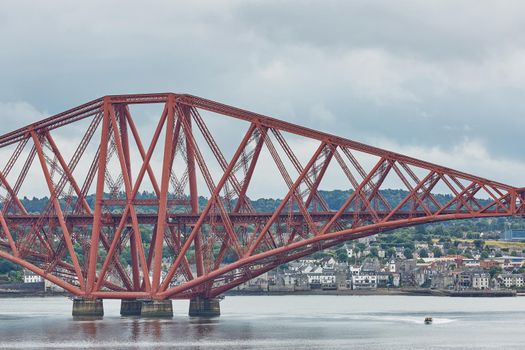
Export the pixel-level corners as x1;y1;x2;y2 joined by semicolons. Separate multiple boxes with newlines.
18;188;489;214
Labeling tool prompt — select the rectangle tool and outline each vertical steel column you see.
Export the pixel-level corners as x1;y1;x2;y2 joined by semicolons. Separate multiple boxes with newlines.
183;106;204;277
86;100;110;295
152;97;175;294
119;108;140;290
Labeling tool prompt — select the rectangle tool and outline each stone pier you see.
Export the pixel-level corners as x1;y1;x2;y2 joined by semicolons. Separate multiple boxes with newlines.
72;298;104;317
140;300;173;318
120;299;142;316
188;297;221;317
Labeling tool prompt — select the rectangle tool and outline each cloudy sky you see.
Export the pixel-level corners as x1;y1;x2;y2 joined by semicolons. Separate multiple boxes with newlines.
1;0;525;196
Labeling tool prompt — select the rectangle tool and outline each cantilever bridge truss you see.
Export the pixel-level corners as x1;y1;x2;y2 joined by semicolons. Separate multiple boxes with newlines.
0;93;523;300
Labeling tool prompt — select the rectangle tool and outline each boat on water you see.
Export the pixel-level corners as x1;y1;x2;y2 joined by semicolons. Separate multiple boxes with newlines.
424;317;433;324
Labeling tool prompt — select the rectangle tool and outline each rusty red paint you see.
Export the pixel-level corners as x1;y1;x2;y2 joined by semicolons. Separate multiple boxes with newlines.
0;93;521;300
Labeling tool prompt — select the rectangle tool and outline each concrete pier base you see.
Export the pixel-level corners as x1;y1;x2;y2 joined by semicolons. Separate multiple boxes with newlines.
189;297;221;317
72;298;104;317
120;299;142;316
140;300;173;318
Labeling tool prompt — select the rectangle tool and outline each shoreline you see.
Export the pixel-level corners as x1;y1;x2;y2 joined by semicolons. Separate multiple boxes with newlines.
0;289;517;299
225;288;517;297
0;291;69;298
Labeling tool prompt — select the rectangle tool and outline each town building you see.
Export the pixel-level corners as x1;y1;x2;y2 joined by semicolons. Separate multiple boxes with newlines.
499;273;524;288
472;273;490;290
23;269;43;284
503;229;525;241
352;272;377;289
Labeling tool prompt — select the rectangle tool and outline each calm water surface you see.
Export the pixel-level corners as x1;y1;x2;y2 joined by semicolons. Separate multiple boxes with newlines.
0;295;523;349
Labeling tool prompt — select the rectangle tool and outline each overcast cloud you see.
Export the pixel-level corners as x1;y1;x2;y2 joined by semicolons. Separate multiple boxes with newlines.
1;0;525;196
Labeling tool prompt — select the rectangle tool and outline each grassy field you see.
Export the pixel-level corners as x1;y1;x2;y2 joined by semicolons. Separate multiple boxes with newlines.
432;238;525;250
483;240;525;249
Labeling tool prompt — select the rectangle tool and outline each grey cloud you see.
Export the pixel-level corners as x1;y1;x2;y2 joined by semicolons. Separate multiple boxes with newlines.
234;1;525;60
0;0;525;189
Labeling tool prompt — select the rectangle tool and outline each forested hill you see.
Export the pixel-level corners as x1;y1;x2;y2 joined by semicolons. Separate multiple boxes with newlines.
17;189;489;214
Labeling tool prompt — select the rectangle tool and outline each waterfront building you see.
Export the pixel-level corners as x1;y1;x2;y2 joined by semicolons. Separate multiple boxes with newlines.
376;272;391;288
472;273;490;290
431;273;455;289
352;272;377;289
23;269;43;284
499;273;525;288
392;273;401;287
269;275;295;292
320;271;337;290
294;274;310;291
302;265;323;288
457;271;473;289
335;271;350;290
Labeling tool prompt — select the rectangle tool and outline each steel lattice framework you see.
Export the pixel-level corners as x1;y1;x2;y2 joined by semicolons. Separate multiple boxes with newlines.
0;93;523;300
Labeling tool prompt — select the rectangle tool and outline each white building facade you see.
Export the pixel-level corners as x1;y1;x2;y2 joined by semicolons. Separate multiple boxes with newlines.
23;269;43;284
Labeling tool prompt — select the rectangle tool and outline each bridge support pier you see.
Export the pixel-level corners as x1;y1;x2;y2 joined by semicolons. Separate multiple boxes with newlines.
140;300;173;318
189;297;221;317
120;299;142;316
72;297;104;317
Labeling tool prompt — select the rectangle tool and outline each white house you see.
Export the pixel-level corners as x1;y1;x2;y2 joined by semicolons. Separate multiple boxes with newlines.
352;272;377;289
499;274;524;288
320;271;336;289
23;269;43;284
303;265;324;285
388;259;397;273
472;273;490;290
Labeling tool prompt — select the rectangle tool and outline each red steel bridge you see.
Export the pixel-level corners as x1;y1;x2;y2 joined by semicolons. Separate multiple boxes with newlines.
0;93;523;314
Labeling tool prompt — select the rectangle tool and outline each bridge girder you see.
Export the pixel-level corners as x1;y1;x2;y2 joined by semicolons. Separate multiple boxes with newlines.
0;93;522;299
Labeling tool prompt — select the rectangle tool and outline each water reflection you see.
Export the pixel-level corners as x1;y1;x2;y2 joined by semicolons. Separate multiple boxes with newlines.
68;315;226;345
129;319;140;342
0;296;524;349
190;317;219;339
143;319;164;340
76;319;99;338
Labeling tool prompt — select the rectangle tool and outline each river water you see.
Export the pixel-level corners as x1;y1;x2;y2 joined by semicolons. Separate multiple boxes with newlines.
0;295;523;349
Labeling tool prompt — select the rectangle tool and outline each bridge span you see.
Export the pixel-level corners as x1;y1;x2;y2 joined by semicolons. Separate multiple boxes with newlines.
0;93;523;317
